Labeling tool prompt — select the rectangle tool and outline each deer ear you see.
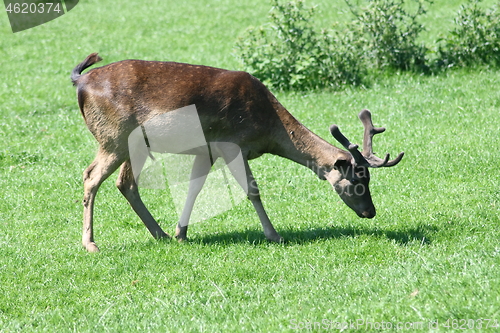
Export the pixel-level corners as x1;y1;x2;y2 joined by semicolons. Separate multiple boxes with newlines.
333;157;350;171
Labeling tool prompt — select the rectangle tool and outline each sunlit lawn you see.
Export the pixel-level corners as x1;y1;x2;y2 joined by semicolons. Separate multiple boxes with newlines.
0;0;499;331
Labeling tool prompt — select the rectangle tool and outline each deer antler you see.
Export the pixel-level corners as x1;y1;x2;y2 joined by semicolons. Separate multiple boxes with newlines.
330;109;404;168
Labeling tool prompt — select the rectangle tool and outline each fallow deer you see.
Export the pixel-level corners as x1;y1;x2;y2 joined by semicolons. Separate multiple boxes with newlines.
71;53;404;252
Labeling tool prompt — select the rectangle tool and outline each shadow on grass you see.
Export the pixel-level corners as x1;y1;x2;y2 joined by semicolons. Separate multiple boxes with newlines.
184;224;438;246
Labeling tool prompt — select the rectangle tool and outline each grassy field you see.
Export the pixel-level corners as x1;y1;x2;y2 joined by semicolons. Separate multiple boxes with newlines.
1;0;499;331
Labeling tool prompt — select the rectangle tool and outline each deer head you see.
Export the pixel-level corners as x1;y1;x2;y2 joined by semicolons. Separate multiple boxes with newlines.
326;109;404;218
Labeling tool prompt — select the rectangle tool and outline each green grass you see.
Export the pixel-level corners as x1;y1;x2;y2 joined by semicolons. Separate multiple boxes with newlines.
1;0;499;331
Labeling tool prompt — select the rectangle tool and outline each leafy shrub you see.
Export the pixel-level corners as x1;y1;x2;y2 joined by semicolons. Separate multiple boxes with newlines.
235;0;365;90
345;0;431;72
437;0;500;68
235;0;500;91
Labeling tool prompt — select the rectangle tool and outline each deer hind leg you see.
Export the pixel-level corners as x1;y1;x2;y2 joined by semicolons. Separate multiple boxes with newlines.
116;159;170;240
175;153;216;241
220;151;283;243
82;150;123;252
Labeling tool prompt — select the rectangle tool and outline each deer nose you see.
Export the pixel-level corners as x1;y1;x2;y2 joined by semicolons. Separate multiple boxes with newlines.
361;209;376;219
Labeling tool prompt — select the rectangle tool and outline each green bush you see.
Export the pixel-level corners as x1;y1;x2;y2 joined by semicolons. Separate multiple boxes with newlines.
235;0;365;90
235;0;500;90
345;0;431;72
437;0;500;68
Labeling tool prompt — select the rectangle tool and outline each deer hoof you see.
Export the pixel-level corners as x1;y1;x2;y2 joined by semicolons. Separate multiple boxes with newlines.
155;231;172;239
176;236;187;243
84;242;100;253
174;233;188;242
175;225;188;241
267;234;284;243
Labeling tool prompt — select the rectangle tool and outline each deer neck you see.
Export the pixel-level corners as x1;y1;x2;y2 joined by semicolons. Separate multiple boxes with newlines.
271;105;346;179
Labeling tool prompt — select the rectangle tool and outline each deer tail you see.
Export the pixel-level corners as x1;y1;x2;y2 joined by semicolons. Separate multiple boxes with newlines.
71;53;102;85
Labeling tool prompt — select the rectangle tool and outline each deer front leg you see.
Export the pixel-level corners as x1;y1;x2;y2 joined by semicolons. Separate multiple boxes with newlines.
175;153;216;241
116;160;170;240
219;151;283;243
247;177;283;243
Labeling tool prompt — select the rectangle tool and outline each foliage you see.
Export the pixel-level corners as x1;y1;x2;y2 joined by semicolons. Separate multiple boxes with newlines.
345;0;431;72
235;0;365;90
437;0;500;68
236;0;500;90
